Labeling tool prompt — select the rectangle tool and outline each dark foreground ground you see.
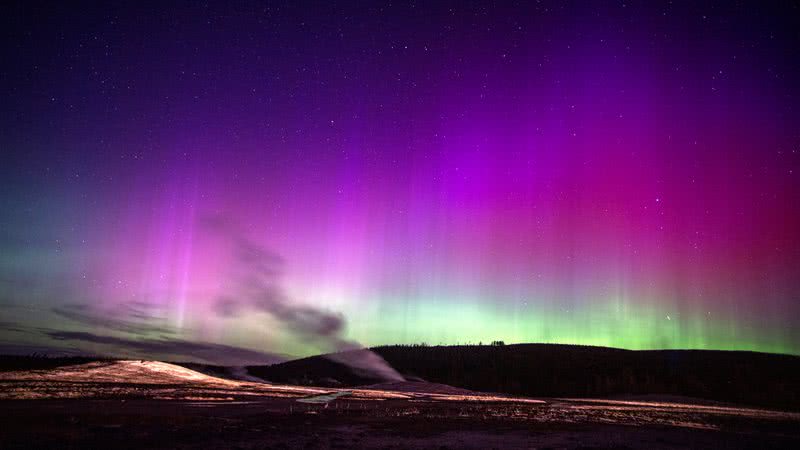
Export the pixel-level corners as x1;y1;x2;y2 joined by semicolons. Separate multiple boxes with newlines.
252;344;800;411
1;359;799;449
2;396;800;449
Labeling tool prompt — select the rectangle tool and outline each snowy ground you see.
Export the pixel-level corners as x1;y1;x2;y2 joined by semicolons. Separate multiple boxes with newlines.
1;360;799;449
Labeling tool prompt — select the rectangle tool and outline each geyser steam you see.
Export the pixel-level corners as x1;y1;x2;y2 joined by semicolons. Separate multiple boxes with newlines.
204;216;402;381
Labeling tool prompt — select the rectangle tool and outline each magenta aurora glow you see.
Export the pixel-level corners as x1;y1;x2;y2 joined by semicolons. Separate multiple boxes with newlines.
1;1;799;362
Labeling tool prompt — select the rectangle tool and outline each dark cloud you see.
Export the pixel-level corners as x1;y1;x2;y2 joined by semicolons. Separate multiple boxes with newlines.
0;320;30;333
0;342;89;357
52;302;175;336
47;331;286;366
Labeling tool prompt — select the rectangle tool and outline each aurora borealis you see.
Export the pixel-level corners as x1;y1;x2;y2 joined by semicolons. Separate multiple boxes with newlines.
1;1;799;362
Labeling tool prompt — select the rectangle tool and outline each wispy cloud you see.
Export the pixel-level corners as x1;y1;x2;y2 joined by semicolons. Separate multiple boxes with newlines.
47;331;286;365
52;302;175;336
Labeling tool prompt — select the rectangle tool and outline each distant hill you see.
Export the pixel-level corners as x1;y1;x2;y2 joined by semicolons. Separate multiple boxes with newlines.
247;344;800;410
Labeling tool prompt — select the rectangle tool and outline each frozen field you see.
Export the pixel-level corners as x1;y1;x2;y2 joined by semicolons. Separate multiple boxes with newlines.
1;360;799;449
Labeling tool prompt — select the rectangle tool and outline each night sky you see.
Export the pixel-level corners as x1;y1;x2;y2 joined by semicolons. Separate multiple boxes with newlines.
1;1;799;363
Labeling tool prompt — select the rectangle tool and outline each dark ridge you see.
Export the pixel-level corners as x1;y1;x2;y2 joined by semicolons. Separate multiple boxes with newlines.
247;350;390;387
248;344;800;410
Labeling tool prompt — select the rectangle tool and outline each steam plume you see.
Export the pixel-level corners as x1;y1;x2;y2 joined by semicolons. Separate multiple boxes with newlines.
203;216;402;381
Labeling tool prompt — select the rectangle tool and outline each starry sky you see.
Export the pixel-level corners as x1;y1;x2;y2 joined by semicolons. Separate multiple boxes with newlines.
1;1;799;363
